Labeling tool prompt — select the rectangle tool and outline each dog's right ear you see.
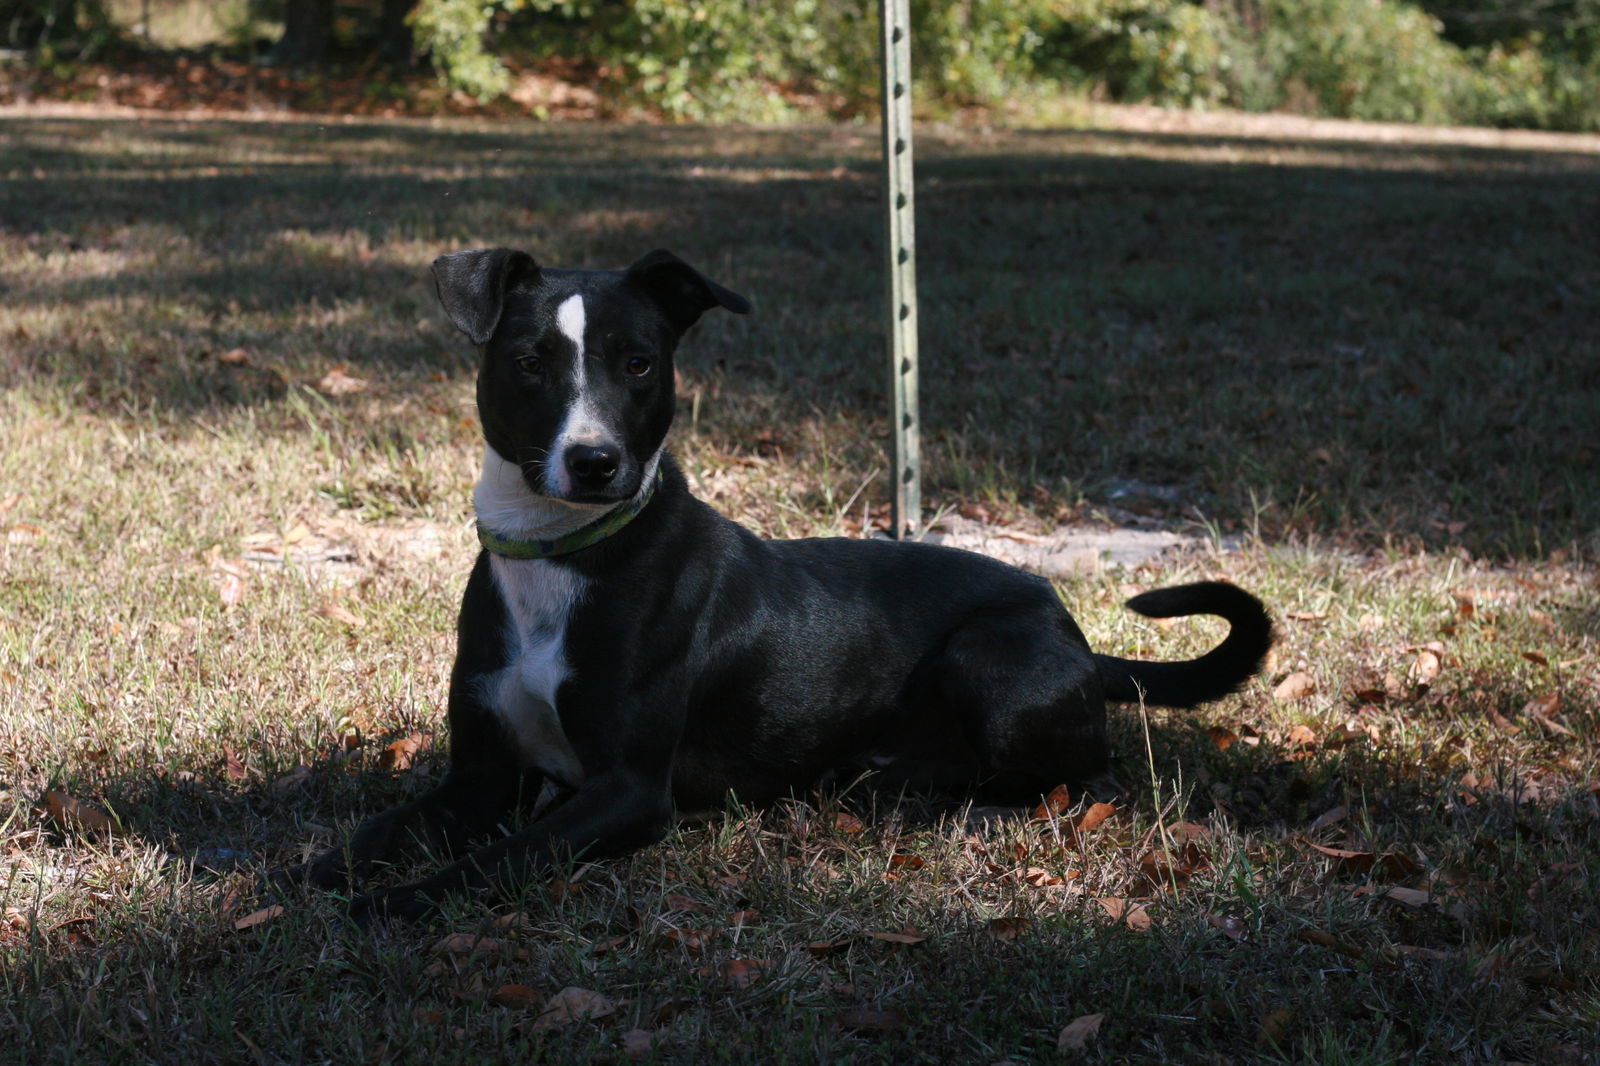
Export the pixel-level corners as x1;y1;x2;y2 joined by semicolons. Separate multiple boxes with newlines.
431;248;539;346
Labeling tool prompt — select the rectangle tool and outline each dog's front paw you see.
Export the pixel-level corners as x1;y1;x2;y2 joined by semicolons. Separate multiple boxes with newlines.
348;885;438;930
267;849;353;894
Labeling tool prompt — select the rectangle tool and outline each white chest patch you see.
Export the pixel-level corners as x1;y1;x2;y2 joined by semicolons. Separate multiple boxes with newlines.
480;554;588;788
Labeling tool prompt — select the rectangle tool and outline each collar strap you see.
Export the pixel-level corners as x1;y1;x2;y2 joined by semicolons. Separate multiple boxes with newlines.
478;474;659;559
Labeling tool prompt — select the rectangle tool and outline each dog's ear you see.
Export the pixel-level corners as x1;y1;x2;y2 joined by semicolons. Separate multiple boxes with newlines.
431;248;539;345
626;249;751;332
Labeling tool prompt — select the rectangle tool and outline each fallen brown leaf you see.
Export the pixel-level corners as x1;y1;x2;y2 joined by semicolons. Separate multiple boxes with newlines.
1381;886;1434;908
1205;914;1248;941
314;601;364;628
1074;801;1118;835
271;765;312;793
1307;843;1421;880
618;1029;659;1060
708;958;771;990
490;983;541;1009
864;928;927;946
805;938;852;957
530;986;619;1030
431;933;524;960
234;905;284;931
316;365;369;396
655;927;715;953
833;812;865;835
832;1008;908;1033
662;893;713;914
987;916;1031;941
35;790;118;836
380;732;431;772
1273;671;1316;702
1057;1012;1105;1052
1032;783;1073;820
1409;648;1442;686
1256;1008;1296;1049
1208;725;1238;752
1095;898;1153;932
1297;928;1364;960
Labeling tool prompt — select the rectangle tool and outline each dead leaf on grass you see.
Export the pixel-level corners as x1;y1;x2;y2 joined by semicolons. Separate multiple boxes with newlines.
1094;898;1152;932
1306;843;1421;880
431;933;525;960
987;916;1031;941
806;937;853;957
5;523;44;544
1056;1012;1105;1052
316;365;369;396
379;733;431;772
703;958;771;989
618;1029;660;1060
1032;783;1073;820
1256;1008;1296;1049
1206;914;1249;941
1074;801;1118;835
490;983;541;1009
1273;671;1316;702
1308;805;1348;832
655;927;715;953
271;765;312;793
1522;651;1549;667
215;571;245;607
833;812;865;834
1409;646;1443;686
663;893;713;914
1298;928;1365;960
1208;725;1238;752
314;601;364;628
888;851;925;870
529;986;620;1030
832;1008;908;1033
865;928;927;947
234;905;284;931
1380;886;1434;908
35;790;118;835
1522;694;1574;736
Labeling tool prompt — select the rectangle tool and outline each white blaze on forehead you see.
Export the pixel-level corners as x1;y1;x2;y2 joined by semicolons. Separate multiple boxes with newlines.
545;291;616;498
556;294;586;356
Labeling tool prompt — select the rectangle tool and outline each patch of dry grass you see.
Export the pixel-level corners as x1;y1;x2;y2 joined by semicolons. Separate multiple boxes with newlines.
0;112;1596;1063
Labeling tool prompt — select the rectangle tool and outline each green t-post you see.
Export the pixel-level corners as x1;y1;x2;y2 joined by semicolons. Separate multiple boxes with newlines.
879;0;920;538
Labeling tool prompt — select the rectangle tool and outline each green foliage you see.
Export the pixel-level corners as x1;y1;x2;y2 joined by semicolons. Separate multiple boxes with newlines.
410;0;513;100
400;0;1599;129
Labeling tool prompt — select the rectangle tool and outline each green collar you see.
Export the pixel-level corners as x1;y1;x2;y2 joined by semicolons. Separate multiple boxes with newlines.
477;474;660;560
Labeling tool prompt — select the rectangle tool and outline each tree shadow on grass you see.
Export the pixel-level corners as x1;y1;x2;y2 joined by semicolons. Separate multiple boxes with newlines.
2;116;1597;554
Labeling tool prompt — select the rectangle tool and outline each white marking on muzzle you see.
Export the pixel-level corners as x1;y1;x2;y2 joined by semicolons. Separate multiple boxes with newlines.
545;293;619;498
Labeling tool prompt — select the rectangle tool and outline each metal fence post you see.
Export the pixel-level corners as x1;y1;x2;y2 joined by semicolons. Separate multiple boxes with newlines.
879;0;920;539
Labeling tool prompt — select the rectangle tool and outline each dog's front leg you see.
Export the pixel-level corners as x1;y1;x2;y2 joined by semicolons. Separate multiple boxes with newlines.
347;766;672;926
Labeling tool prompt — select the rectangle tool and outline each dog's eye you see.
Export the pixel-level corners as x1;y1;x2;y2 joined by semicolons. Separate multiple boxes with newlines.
625;356;652;377
515;354;543;375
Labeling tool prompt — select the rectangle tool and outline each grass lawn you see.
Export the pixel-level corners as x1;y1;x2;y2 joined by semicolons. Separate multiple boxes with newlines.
1;108;1597;1063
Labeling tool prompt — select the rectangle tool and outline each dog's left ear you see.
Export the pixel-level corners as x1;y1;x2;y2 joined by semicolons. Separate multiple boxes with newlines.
627;249;751;332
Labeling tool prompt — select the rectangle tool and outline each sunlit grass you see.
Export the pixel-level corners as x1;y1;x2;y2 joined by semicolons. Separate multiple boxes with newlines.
0;112;1596;1062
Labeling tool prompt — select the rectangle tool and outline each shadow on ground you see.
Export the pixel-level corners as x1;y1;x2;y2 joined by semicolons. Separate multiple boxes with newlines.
3;116;1597;555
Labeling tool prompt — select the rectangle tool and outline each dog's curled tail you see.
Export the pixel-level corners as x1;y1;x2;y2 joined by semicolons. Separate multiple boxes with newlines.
1093;582;1274;709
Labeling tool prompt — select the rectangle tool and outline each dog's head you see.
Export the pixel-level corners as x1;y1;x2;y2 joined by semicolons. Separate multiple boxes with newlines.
432;247;749;504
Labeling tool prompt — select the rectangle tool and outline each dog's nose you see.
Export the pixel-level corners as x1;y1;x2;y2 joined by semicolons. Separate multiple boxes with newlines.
565;443;620;488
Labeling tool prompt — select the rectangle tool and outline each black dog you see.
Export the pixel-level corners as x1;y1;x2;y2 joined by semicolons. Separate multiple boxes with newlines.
284;248;1272;925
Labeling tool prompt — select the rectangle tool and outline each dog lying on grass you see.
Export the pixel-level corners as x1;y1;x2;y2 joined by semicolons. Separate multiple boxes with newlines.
277;247;1273;925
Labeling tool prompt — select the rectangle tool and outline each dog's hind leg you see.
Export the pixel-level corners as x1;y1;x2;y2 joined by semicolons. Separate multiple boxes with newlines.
927;605;1111;804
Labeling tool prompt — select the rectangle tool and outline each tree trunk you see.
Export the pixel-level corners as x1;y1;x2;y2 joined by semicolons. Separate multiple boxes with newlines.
378;0;415;67
278;0;333;66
